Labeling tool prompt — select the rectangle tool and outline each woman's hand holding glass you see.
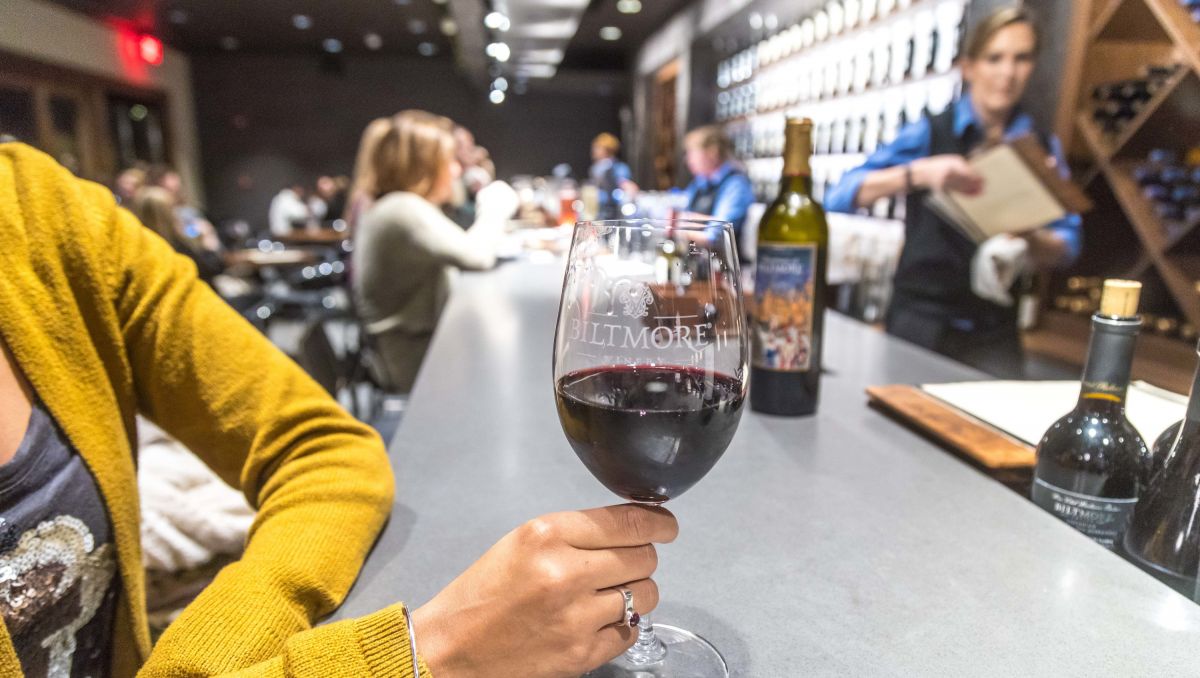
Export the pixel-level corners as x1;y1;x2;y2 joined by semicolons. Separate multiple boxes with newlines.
412;504;678;678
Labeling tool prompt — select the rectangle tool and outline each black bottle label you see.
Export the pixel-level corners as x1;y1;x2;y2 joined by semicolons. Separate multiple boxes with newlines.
753;243;818;372
1032;478;1136;550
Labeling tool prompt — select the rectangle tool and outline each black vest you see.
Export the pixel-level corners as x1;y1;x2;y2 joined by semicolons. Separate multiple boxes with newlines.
894;107;1000;320
892;108;1051;325
687;169;740;216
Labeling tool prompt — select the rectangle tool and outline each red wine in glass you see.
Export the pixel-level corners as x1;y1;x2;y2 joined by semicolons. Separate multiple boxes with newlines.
555;365;745;504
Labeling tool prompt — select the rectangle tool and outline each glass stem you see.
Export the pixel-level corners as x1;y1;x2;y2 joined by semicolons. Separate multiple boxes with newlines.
625;614;667;664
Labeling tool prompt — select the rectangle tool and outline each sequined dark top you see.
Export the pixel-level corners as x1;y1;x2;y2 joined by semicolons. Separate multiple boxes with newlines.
0;401;117;677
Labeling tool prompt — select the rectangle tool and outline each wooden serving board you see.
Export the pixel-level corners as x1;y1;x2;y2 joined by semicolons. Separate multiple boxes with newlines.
866;385;1036;470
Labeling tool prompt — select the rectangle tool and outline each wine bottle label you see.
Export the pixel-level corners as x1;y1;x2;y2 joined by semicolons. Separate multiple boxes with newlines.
1032;478;1136;550
752;243;818;372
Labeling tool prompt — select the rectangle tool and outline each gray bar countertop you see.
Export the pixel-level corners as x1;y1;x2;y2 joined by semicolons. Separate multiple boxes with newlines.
329;257;1200;675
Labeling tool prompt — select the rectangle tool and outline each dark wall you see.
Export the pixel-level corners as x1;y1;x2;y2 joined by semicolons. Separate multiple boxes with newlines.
190;52;623;224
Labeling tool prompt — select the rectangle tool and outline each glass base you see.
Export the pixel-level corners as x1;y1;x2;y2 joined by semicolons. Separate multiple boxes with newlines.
582;624;728;678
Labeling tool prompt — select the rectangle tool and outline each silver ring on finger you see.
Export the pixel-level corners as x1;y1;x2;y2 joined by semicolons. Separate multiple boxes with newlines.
616;586;639;628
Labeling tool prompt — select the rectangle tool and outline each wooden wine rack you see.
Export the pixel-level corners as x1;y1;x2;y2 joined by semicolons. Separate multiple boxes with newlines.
1060;0;1200;328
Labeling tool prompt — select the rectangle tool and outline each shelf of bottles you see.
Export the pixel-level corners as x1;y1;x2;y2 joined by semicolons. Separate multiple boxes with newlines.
1132;147;1200;246
1088;64;1184;139
1053;275;1199;344
715;0;970;214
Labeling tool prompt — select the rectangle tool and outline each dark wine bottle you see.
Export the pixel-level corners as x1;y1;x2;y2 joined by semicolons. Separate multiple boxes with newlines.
1123;341;1200;597
1032;280;1151;550
751;118;828;416
1149;419;1182;478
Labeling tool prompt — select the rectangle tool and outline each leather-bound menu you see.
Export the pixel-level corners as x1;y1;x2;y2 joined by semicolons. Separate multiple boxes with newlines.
926;134;1094;243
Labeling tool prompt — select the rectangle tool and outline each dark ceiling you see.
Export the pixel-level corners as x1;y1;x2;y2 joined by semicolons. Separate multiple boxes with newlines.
560;0;693;71
43;0;454;58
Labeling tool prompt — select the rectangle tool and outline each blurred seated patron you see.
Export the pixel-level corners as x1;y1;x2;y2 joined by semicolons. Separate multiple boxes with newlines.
345;117;392;232
132;186;225;283
268;182;312;237
113;165;147;206
315;174;349;225
353;110;519;392
589;133;638;220
446;125;493;228
148;164;214;239
0;141;672;677
680;125;754;238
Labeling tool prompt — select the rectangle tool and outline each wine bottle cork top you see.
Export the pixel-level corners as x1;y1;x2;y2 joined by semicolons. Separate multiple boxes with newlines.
1099;279;1141;317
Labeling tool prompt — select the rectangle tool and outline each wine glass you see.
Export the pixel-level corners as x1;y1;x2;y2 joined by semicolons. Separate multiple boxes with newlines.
552;218;749;677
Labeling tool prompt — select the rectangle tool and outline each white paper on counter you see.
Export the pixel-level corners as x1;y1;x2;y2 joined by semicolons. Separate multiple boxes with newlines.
920;380;1187;447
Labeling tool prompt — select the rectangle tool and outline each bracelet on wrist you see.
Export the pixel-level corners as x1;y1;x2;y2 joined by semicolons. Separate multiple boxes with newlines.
402;605;421;678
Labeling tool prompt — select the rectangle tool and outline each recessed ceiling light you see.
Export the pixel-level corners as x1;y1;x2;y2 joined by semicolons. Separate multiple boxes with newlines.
492;76;508;91
764;13;778;30
489;89;505;104
418;42;437;56
408;19;427;34
616;0;641;14
484;12;510;31
168;9;189;24
486;42;510;62
292;14;312;30
220;36;240;50
364;33;383;50
440;18;458;36
322;38;343;53
599;26;622;41
748;12;763;29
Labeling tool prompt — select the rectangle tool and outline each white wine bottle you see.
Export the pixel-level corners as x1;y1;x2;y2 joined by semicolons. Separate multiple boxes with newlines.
750;118;829;416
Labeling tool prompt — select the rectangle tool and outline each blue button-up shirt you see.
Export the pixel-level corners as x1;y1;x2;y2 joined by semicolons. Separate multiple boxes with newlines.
825;94;1082;264
683;161;755;235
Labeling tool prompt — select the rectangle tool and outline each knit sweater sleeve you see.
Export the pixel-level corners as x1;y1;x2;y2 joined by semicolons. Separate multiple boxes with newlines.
76;175;422;675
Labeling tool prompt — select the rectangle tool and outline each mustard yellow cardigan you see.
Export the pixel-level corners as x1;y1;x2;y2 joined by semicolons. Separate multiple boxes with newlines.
0;144;430;677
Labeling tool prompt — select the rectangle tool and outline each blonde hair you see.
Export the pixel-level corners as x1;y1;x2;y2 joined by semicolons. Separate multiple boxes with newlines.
131;186;181;245
963;6;1039;61
371;110;457;201
344;117;392;220
684;125;733;162
592;133;620;156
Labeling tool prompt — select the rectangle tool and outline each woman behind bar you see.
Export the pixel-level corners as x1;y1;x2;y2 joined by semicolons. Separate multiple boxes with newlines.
0;141;675;676
589;132;638;221
680;125;755;240
825;6;1082;378
353;110;518;393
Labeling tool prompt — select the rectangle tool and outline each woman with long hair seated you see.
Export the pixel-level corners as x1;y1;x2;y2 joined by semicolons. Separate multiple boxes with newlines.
353;110;518;393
